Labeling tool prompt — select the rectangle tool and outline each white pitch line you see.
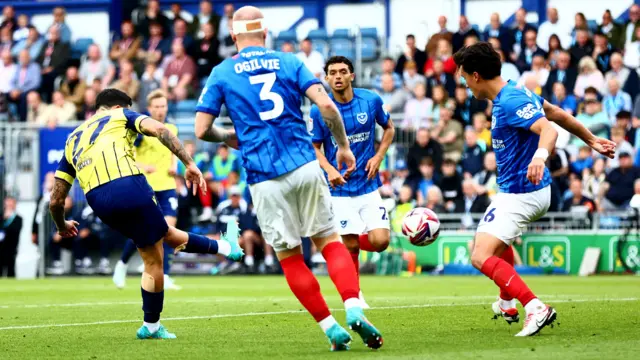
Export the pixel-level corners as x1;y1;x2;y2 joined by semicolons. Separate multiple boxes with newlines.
0;294;589;309
0;297;637;331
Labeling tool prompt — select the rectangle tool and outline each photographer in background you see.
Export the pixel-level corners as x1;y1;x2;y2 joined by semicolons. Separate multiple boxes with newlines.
0;196;22;277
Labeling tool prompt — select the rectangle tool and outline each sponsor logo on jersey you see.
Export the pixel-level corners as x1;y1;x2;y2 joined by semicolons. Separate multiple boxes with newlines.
492;138;505;149
330;131;370;147
516;103;540;120
491;115;497;130
356;112;368;124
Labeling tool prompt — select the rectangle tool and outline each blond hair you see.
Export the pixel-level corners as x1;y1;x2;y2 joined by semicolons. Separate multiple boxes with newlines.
146;89;167;105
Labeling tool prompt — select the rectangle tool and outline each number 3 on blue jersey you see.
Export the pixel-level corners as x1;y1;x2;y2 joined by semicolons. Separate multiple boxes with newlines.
250;73;284;121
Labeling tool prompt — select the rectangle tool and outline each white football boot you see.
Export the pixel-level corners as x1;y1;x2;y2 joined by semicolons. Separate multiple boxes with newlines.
515;304;557;337
491;299;520;324
164;274;182;290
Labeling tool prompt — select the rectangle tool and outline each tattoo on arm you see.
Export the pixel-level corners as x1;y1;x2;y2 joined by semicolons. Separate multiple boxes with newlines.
157;127;195;166
49;178;72;229
320;104;349;148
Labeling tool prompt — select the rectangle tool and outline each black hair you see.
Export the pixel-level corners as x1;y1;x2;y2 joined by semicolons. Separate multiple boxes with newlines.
453;42;501;80
96;88;133;109
382;56;395;62
324;56;354;74
584;86;600;96
616;110;632;120
302;37;312;43
406;34;415;40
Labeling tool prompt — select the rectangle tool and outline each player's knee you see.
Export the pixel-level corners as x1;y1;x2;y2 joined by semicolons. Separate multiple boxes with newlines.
369;231;390;252
342;235;359;253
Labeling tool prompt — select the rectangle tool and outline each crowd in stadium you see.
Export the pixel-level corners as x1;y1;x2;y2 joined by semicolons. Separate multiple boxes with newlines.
2;1;640;276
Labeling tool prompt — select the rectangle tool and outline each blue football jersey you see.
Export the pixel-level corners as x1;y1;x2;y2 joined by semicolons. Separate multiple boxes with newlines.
310;88;390;197
196;46;321;184
491;80;551;193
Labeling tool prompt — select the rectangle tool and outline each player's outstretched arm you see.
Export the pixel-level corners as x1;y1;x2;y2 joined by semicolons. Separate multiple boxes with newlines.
194;112;237;148
139;118;206;195
49;178;79;238
527;117;558;185
542;100;616;158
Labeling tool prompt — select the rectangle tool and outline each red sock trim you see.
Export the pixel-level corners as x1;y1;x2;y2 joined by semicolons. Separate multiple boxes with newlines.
280;254;331;322
322;242;360;301
481;256;536;307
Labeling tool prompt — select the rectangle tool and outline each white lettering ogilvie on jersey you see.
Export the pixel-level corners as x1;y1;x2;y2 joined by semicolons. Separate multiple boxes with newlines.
515;103;540;120
330;132;370;147
234;59;281;74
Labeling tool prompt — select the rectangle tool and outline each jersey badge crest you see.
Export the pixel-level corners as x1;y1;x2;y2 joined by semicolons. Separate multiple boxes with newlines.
356;112;368;124
340;220;347;228
491;115;497;130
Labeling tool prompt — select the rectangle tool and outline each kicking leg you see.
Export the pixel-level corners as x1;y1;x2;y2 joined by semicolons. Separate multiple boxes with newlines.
163;225;243;261
471;232;556;336
162;216;181;290
276;245;351;351
313;232;383;349
136;240;175;339
113;240;137;288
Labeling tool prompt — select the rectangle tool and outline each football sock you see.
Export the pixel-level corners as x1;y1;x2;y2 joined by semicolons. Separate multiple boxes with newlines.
264;254;275;267
143;321;160;333
524;298;545;314
318;315;338;333
358;233;378;252
499;246;515;301
162;242;173;274
183;233;225;255
120;240;137;264
280;254;331;322
350;252;360;277
245;255;255;267
322;242;360;302
480;256;536;308
141;288;164;324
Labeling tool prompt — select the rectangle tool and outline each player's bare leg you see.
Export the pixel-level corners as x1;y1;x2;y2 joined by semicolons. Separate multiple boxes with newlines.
240;230;256;270
313;232;383;349
162;216;181;290
276;245;352;351
136;240;175;339
471;233;557;336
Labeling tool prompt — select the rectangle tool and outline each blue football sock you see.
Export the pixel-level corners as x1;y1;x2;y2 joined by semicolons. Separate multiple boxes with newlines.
141;288;164;323
183;233;219;254
162;242;173;274
121;240;137;264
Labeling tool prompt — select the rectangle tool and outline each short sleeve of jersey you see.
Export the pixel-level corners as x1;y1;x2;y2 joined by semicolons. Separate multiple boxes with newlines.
372;93;390;127
55;156;76;185
292;55;321;94
123;108;148;134
502;92;545;130
196;66;224;116
309;105;326;143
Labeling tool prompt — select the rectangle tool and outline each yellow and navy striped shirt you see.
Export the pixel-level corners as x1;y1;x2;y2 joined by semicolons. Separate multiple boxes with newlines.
55;108;148;193
134;123;178;192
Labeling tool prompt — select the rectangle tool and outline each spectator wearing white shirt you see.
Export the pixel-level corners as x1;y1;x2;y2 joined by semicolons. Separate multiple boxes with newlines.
402;60;425;91
537;8;570;51
296;38;325;80
624;26;640;69
603;78;632;124
517;55;549;89
574;57;605;97
623;4;640;45
498;49;520;82
79;45;116;88
0;49;17;94
402;82;433;130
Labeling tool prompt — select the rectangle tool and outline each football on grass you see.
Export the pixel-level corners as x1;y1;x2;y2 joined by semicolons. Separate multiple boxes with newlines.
402;207;441;246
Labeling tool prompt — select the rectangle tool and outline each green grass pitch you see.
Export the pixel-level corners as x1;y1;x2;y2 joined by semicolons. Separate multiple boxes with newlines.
0;276;639;359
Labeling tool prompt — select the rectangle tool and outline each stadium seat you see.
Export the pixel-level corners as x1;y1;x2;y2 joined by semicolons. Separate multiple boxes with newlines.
307;28;330;58
359;27;378;40
587;20;598;33
330;29;355;60
358;27;379;61
72;38;94;59
274;29;297;51
175;100;198;114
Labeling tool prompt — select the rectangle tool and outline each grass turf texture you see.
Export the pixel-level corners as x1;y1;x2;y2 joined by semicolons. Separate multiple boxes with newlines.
0;276;639;359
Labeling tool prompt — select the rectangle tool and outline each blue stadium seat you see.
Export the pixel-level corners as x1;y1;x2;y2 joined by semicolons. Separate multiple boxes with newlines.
330;39;355;60
587;20;598;33
174;100;198;115
332;28;351;39
307;28;329;58
274;29;297;51
360;38;378;61
359;27;378;39
72;38;94;59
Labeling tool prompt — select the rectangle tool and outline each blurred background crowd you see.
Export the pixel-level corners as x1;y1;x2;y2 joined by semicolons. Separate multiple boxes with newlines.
1;0;640;277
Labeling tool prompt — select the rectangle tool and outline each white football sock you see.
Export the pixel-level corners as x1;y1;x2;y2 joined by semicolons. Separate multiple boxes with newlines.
318;315;337;333
524;298;545;314
244;255;255;267
344;297;362;310
264;255;275;266
499;298;516;309
217;240;231;256
143;321;160;333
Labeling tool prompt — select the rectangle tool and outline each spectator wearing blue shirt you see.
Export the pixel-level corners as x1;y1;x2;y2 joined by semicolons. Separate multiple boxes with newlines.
49;7;72;44
11;26;44;60
603;78;633;124
571;146;595;174
461;127;485;177
8;49;41;121
373;57;403;92
484;14;512;52
551;82;578;115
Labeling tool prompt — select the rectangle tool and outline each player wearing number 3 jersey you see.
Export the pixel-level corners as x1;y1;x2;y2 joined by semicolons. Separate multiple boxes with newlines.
195;6;383;351
454;43;615;337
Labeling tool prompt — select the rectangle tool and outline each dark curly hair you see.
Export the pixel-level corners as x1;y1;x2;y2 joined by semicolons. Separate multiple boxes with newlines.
453;42;501;80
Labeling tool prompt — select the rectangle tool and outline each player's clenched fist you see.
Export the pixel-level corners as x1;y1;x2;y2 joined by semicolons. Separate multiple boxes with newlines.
326;167;347;189
336;146;356;178
527;158;546;185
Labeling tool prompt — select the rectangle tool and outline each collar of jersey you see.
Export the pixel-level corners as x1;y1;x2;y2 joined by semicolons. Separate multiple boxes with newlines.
330;90;356;106
494;80;515;102
240;46;267;53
